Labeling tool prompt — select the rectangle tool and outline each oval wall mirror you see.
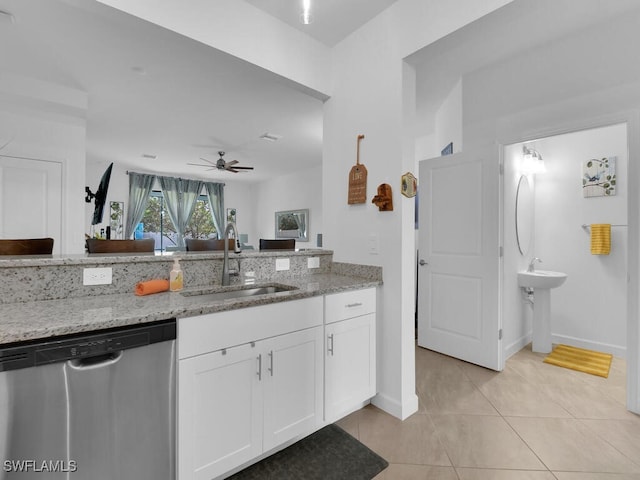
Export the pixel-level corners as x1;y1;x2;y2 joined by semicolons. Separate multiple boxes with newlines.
515;175;534;256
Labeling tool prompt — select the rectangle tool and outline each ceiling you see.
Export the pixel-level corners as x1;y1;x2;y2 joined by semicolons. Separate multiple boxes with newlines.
6;0;636;185
409;0;640;135
0;0;336;183
244;0;399;47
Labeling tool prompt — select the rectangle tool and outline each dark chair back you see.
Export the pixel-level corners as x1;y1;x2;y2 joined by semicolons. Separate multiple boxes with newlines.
86;238;155;253
0;238;54;255
185;238;235;251
259;239;296;250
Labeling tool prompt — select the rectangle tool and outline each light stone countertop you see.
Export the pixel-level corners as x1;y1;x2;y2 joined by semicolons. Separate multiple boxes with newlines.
0;273;381;345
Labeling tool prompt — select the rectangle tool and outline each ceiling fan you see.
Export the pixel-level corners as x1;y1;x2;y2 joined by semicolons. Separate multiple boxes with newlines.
188;151;254;173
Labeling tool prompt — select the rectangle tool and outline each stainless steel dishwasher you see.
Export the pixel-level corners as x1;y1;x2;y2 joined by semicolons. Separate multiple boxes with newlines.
0;319;176;480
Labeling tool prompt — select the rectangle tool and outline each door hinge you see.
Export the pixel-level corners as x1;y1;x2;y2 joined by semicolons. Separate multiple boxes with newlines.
498;329;503;340
499;163;504;175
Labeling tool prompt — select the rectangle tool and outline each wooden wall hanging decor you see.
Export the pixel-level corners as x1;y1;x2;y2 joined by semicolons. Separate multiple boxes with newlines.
348;134;367;204
372;183;393;211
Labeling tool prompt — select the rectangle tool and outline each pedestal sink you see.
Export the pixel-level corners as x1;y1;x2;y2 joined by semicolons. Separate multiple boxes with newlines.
518;270;568;353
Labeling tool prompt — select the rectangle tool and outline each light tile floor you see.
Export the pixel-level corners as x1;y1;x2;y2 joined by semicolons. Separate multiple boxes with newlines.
337;344;640;480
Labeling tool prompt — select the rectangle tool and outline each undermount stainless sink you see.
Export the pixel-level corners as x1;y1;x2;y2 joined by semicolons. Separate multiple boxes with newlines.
517;270;567;289
181;284;298;302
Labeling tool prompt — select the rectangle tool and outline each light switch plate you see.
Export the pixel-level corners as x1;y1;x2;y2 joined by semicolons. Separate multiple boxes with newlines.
307;257;320;269
368;234;379;255
275;258;290;271
83;267;113;285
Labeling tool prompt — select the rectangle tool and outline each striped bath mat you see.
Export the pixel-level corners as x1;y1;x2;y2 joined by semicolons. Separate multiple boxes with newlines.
543;344;612;378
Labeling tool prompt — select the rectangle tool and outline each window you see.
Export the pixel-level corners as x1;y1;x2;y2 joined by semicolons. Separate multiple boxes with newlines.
138;191;217;251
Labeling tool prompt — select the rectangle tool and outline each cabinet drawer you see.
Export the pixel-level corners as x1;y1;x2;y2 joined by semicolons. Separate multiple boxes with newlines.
178;296;323;359
324;288;376;324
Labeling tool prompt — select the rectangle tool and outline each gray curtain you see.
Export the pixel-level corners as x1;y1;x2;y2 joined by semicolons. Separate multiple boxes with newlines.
158;176;204;248
292;212;306;240
204;182;225;238
124;172;156;239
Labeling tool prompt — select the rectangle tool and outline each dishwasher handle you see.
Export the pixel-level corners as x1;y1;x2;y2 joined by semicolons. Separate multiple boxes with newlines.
67;350;124;370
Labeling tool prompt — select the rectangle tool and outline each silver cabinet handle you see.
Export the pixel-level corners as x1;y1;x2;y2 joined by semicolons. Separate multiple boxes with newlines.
346;302;363;308
257;354;262;381
327;334;334;356
268;350;274;377
419;259;428;266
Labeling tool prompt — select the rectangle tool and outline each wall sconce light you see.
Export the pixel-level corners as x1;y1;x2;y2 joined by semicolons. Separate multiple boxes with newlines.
300;0;313;24
522;145;545;174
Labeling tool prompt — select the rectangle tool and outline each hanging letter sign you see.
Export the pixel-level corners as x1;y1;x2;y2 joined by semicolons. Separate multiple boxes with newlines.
348;134;368;204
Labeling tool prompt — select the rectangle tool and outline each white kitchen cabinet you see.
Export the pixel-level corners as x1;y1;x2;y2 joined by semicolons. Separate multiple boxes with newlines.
262;328;323;451
178;342;262;480
178;297;324;480
324;288;377;423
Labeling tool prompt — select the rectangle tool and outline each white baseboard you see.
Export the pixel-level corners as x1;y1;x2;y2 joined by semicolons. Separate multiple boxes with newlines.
551;333;626;358
371;391;419;420
505;333;532;360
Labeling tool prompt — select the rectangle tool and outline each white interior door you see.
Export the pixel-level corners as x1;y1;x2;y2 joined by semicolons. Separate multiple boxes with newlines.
0;156;62;254
417;150;502;371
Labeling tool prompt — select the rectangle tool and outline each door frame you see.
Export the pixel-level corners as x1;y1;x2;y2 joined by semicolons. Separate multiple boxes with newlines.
498;111;640;414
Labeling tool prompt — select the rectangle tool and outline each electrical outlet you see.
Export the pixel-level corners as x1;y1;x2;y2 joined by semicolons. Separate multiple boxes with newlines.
307;257;320;269
275;258;290;271
83;267;113;286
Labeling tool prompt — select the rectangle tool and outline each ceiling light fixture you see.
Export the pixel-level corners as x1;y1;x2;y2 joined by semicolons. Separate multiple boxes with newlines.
300;0;312;25
260;133;282;142
522;145;545;174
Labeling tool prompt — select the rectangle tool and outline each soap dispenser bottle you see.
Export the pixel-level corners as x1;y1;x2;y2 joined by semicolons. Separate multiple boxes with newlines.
169;258;183;292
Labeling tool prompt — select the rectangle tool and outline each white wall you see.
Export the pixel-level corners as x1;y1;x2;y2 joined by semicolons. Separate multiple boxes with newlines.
224;180;258;247
415;79;463;161
502;144;535;357
435;79;463;156
1;75;87;254
254;165;322;248
535;125;628;356
324;0;513;420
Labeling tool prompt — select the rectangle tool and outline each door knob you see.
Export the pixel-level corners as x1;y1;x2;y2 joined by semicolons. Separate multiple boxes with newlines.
419;259;427;266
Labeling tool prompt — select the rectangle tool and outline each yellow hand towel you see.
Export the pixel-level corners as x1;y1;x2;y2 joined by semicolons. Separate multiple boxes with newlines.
590;224;611;255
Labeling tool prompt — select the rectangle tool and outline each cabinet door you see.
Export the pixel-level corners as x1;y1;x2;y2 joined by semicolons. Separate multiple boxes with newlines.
179;343;262;480
325;314;376;422
262;327;323;452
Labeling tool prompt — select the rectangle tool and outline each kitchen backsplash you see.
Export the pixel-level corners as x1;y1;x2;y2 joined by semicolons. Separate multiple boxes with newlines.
0;250;336;304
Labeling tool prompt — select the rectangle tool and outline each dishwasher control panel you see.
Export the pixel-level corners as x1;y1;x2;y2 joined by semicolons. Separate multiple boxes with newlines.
0;319;176;372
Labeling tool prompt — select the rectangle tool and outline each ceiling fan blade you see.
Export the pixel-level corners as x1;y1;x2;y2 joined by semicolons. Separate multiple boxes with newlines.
226;159;239;166
199;157;217;165
231;166;254;170
187;163;215;167
226;168;240;173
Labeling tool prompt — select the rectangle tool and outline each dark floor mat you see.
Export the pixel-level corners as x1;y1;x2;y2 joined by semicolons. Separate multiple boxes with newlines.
227;424;388;480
